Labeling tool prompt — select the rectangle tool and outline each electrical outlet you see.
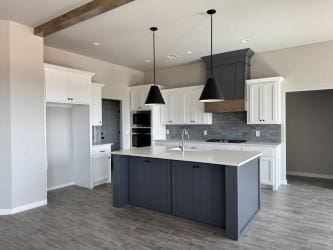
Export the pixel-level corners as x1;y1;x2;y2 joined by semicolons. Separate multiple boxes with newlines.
166;129;169;135
204;130;208;136
256;130;261;137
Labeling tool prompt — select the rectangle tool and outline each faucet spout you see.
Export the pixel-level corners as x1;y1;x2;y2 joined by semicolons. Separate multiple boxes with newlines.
181;129;190;152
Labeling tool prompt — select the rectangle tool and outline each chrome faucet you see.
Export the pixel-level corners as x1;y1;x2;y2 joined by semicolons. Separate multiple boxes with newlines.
181;129;190;152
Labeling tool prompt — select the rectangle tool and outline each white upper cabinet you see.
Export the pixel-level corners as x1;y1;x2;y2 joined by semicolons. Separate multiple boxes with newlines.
246;77;283;124
69;72;91;104
161;86;212;125
91;83;104;126
44;64;95;105
45;67;69;103
130;85;151;111
184;86;212;124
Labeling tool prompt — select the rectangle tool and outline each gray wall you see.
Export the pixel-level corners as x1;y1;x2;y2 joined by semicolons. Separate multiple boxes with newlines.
286;90;333;175
0;21;12;210
167;112;281;143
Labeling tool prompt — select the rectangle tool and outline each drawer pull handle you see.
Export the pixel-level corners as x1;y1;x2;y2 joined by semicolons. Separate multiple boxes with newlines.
99;150;106;153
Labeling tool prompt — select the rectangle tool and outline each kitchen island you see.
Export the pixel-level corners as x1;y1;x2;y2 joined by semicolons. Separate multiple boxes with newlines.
111;146;262;240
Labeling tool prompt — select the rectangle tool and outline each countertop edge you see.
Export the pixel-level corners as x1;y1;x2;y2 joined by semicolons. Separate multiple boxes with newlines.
111;150;263;167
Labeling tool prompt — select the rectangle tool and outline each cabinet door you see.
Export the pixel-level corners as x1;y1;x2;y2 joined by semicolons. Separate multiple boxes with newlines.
69;73;91;104
261;83;277;124
91;84;103;126
93;151;110;185
131;90;143;111
184;92;193;123
248;84;261;124
172;161;195;219
191;88;206;124
171;92;184;124
195;164;225;226
147;159;171;213
129;157;147;207
45;68;69;103
160;92;173;124
260;157;273;185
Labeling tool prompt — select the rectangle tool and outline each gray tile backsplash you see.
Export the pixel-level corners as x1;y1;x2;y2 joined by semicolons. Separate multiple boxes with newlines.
166;112;281;143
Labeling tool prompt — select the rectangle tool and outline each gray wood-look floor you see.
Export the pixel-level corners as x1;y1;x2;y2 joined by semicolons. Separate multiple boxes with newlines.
0;176;332;249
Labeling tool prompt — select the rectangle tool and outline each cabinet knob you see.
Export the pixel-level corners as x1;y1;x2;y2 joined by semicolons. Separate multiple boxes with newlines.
68;98;70;100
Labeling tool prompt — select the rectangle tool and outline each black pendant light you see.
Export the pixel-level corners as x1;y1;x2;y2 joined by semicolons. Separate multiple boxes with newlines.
145;27;165;105
199;9;224;102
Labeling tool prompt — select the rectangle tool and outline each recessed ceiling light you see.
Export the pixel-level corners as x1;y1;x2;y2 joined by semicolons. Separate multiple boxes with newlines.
186;51;192;54
145;59;151;63
167;54;179;59
93;42;100;46
242;39;252;43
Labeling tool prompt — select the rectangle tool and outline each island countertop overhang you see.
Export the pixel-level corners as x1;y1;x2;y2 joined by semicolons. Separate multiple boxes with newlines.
111;146;262;167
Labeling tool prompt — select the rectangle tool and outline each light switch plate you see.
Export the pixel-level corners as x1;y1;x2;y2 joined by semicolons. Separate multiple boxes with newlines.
204;130;208;136
256;130;261;137
166;129;169;135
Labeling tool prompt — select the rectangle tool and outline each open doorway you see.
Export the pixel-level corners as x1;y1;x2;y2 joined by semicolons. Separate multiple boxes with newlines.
93;99;121;151
286;89;333;179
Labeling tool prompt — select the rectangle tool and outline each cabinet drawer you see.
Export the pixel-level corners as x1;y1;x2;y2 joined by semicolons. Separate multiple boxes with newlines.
92;145;111;157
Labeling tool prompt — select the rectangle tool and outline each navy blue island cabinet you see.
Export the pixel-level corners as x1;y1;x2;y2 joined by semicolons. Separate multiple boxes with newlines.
112;155;260;241
128;157;171;213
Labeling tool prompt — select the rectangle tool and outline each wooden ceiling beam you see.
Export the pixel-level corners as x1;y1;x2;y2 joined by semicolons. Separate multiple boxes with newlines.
34;0;134;37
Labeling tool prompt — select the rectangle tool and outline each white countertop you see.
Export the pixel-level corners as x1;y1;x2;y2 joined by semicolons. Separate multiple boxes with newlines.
154;139;281;148
111;146;262;167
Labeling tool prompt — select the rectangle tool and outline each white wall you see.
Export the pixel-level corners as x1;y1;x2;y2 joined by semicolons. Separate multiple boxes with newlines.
46;106;74;190
144;61;206;88
44;46;145;149
0;20;47;212
9;21;47;208
0;20;12;210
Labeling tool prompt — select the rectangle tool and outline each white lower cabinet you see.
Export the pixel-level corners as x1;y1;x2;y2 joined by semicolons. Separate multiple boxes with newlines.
259;157;273;186
92;144;112;186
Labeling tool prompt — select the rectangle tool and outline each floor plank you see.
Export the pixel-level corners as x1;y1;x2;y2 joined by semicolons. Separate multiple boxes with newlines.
0;176;332;249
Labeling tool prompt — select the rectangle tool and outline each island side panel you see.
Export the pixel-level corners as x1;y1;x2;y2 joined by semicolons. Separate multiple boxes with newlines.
112;155;129;207
225;158;260;240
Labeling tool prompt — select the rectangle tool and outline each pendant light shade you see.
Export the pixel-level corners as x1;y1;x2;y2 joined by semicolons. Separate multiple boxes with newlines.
145;27;165;105
199;9;224;102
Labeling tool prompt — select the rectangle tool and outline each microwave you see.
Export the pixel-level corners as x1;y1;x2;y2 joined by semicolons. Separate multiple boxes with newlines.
132;111;151;127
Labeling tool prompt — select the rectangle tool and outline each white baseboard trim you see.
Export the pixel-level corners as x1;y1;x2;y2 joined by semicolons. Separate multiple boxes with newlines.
47;182;74;191
280;179;288;185
287;171;333;180
0;209;12;216
0;199;47;216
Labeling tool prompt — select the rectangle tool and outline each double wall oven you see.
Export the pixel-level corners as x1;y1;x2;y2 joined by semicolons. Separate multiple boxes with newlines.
131;111;151;148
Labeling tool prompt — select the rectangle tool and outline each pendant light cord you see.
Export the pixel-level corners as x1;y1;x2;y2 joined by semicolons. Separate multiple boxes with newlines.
153;30;156;86
210;13;213;77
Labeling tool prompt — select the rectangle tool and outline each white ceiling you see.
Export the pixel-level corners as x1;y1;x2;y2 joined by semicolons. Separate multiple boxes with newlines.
2;0;333;71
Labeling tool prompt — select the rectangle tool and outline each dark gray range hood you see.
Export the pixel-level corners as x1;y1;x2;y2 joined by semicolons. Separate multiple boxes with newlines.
202;48;254;112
